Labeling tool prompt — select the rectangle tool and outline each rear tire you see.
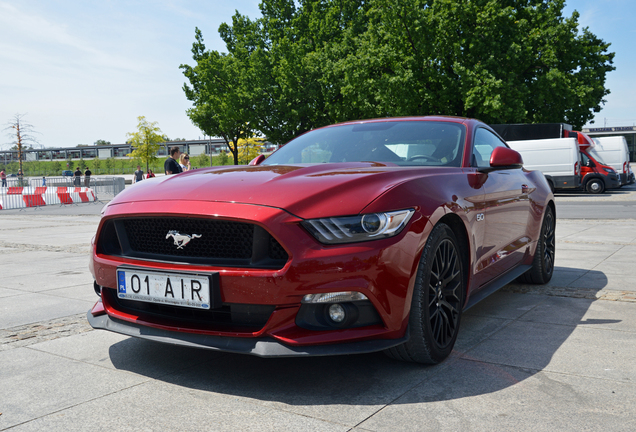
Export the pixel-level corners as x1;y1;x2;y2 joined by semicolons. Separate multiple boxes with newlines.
385;223;465;364
586;178;604;194
518;206;555;284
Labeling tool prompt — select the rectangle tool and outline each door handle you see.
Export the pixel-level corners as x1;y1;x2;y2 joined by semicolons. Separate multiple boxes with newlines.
522;184;530;194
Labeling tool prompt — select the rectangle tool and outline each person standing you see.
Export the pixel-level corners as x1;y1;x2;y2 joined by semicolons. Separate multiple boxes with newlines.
179;153;191;172
146;169;155;178
133;165;145;183
84;167;92;187
1;169;6;187
164;146;182;175
73;166;82;186
17;169;24;186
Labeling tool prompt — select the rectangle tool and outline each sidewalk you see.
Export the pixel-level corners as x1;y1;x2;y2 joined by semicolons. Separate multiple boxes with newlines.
0;215;634;431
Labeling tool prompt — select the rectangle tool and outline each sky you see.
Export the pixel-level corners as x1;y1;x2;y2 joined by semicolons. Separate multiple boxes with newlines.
1;0;634;149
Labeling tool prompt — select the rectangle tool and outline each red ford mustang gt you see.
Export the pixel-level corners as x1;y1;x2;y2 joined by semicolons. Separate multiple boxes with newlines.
88;116;555;364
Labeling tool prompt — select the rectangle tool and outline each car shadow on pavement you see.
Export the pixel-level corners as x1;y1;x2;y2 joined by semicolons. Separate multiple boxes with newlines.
107;268;610;408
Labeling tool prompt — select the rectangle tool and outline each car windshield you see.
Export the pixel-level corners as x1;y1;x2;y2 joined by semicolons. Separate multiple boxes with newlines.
263;121;466;167
588;148;607;165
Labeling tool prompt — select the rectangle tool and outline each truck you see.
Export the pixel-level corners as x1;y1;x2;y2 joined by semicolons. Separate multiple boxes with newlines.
568;131;621;194
491;123;621;194
502;137;580;192
588;136;634;186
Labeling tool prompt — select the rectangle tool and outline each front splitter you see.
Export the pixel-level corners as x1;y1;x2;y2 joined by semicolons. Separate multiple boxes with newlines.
87;311;408;358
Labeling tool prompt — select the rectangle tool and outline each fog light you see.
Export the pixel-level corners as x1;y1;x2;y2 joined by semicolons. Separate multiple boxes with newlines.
328;304;346;323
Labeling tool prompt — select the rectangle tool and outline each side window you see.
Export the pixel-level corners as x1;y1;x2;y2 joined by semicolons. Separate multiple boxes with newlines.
581;152;593;167
473;128;507;168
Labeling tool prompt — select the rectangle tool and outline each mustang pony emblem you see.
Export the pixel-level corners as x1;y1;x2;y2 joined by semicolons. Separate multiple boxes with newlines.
166;231;202;249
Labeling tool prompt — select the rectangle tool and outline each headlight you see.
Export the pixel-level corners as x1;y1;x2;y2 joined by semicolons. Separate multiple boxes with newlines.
603;167;615;174
301;209;415;244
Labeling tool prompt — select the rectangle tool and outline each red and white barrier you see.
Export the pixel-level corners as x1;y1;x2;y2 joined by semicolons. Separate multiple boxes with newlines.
0;186;96;210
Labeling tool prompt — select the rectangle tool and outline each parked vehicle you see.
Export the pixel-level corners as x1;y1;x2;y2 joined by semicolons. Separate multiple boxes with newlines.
504;138;581;192
62;170;73;176
88;116;555;364
589;136;634;186
491;123;621;194
569;131;621;194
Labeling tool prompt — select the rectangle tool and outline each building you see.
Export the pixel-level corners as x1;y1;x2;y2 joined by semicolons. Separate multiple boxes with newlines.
0;139;277;165
582;126;636;163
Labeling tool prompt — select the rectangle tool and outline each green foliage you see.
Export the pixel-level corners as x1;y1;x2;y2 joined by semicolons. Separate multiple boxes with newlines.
92;157;102;172
238;137;264;164
104;157;115;173
6;162;18;174
183;0;614;142
51;161;61;174
217;151;229;166
94;139;111;146
126;116;166;171
180;28;259;164
193;153;210;168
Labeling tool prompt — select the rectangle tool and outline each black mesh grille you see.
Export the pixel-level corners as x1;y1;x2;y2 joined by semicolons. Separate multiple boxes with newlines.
123;218;254;259
98;217;288;269
269;235;287;260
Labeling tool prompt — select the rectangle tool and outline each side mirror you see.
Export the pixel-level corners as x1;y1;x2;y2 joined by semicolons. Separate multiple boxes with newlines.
249;154;266;166
479;147;523;173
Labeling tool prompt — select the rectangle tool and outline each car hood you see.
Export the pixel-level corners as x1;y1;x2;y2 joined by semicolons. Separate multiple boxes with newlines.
109;163;449;219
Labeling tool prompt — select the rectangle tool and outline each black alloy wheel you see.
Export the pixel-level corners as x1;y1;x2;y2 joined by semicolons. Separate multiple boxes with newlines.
385;223;465;364
542;208;556;277
427;238;463;349
518;206;555;284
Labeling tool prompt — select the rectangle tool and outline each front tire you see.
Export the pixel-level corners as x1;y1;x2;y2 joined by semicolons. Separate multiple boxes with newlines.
586;178;605;194
518;206;555;284
385;223;465;364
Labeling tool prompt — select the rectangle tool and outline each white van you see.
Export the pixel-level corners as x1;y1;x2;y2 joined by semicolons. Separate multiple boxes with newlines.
589;136;634;186
506;138;581;191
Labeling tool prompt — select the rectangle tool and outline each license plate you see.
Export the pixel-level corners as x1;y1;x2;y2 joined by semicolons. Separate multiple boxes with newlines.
116;269;212;310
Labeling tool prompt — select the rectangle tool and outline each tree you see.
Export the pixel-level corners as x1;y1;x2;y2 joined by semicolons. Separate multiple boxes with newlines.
92;157;102;172
3;113;40;174
51;161;62;174
181;28;259;165
126;116;166;172
94;139;111;146
190;0;614;143
193;153;210;168
217;151;229;166
104;157;115;173
320;0;615;129
238;137;265;164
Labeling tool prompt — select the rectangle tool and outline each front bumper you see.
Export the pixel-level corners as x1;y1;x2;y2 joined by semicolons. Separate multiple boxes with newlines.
87;310;409;357
605;173;621;189
90;200;428;349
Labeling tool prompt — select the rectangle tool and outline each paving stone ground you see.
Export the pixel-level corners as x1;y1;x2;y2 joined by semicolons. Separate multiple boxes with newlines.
1;201;635;431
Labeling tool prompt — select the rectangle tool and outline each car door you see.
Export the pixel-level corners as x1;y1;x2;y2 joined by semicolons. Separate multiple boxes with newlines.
472;128;533;285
